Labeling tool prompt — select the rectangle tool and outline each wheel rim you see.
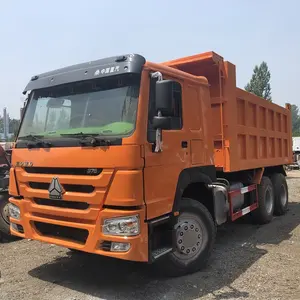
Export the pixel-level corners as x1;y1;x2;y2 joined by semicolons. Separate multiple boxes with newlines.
174;211;208;261
280;184;287;207
265;187;273;214
1;202;10;225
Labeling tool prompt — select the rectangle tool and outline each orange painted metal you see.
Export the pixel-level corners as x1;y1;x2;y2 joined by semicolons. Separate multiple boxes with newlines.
142;62;214;219
10;146;148;262
163;51;293;172
10;196;148;262
252;168;264;184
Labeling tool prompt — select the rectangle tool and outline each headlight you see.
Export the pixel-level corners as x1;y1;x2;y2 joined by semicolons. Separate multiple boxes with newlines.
8;203;20;220
103;215;140;236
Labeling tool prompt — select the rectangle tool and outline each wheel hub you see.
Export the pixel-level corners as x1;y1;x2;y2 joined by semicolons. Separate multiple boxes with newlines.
176;221;203;255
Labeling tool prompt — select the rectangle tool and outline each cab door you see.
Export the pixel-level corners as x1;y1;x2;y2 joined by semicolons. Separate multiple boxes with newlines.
144;76;190;220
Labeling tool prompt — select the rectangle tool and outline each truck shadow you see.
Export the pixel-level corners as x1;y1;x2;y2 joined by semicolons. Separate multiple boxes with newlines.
0;235;20;243
28;202;300;300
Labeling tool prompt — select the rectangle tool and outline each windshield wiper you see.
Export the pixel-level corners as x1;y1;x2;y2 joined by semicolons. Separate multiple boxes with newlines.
60;132;111;147
18;134;52;148
18;134;44;141
60;132;98;137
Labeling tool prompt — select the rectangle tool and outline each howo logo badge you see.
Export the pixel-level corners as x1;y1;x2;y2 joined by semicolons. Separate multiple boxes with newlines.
48;177;65;200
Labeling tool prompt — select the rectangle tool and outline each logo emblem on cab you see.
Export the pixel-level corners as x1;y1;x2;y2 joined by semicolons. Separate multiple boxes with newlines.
48;177;65;200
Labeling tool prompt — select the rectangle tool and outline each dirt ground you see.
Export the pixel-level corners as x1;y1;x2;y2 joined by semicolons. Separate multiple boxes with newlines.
1;172;300;300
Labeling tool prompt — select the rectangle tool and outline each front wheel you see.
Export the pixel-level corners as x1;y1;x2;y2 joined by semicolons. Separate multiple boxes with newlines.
159;198;216;277
0;193;11;237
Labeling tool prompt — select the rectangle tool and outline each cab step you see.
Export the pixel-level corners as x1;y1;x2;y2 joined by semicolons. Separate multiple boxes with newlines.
152;247;173;260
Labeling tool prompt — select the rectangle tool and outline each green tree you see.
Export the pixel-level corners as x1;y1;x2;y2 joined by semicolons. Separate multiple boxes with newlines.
291;104;300;136
9;118;21;137
245;62;272;101
0;117;3;133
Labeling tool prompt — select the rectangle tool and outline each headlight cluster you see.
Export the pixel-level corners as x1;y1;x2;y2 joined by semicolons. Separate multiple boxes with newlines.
8;203;20;220
103;215;140;236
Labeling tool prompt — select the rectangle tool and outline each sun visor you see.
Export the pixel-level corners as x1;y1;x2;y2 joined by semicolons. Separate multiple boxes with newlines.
23;54;146;94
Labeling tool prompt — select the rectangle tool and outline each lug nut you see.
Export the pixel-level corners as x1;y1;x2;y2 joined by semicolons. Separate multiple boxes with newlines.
198;234;201;238
197;242;200;246
192;247;196;252
190;225;194;229
184;226;188;230
180;232;183;236
181;246;185;251
178;240;182;244
186;249;190;254
195;228;199;232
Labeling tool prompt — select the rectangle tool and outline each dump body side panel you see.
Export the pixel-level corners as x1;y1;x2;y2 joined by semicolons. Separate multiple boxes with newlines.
213;62;293;172
163;52;293;172
230;88;292;171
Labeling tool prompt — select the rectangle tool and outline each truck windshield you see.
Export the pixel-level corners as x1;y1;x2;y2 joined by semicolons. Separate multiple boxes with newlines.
18;74;140;139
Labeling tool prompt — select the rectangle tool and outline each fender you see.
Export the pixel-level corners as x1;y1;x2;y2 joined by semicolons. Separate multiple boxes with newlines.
172;166;216;212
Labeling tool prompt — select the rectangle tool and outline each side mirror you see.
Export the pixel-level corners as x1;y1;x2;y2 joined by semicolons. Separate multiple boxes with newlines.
155;80;177;116
152;116;172;130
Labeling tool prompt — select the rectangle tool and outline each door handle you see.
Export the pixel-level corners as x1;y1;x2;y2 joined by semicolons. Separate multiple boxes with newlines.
181;141;188;148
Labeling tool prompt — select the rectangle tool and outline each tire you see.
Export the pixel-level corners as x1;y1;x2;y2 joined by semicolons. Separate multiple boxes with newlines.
0;193;11;237
159;198;216;277
271;173;288;216
251;176;274;224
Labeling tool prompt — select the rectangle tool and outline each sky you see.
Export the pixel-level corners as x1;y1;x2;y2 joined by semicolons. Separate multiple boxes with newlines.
0;0;299;119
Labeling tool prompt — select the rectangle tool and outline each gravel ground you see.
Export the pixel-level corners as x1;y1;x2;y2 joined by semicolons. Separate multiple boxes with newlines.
1;171;300;300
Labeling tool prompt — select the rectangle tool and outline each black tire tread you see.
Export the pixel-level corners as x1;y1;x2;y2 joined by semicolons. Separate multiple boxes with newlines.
0;194;11;237
271;173;288;216
251;176;274;224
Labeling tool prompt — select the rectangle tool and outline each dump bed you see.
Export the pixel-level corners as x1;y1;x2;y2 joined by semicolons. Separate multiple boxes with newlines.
163;52;293;172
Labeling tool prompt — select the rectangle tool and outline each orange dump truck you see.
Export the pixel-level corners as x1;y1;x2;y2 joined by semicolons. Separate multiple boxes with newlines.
8;52;292;276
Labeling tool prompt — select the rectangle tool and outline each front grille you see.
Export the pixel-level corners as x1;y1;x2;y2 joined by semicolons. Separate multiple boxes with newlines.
29;182;94;193
34;198;89;210
25;167;102;176
34;222;89;244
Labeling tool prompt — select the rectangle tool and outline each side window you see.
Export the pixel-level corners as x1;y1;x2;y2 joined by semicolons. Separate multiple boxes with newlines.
147;77;183;142
171;82;183;127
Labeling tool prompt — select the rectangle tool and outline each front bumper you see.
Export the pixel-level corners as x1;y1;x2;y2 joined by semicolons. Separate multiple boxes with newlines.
9;197;148;262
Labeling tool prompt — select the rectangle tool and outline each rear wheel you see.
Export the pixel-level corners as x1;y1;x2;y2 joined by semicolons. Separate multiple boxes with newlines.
271;173;288;215
0;193;11;237
251;176;274;224
159;198;216;277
